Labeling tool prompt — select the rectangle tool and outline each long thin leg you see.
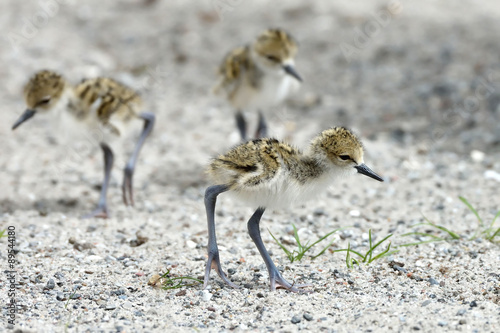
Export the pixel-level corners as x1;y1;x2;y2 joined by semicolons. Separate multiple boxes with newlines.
203;184;239;289
235;110;247;141
122;112;155;206
247;207;310;292
255;111;268;138
83;143;114;219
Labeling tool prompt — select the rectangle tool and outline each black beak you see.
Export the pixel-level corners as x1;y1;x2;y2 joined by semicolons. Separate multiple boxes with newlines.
12;109;36;130
283;64;303;82
354;163;384;182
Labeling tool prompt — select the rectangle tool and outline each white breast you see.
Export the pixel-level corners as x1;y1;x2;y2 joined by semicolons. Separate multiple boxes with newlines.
228;164;352;210
230;66;300;111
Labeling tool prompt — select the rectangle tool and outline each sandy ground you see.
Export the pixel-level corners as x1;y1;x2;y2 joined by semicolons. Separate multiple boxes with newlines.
0;0;499;332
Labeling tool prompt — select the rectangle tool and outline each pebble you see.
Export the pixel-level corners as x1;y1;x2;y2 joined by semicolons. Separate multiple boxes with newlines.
291;315;301;324
438;320;448;327
421;300;431;307
45;279;55;290
186;240;197;249
105;304;117;311
303;313;313;321
428;278;439;285
202;290;212;302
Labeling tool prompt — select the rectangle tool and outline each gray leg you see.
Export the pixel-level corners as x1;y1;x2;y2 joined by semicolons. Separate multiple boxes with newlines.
255;111;268;138
203;184;239;289
235;110;247;141
122;112;155;206
83;143;114;219
247;207;309;292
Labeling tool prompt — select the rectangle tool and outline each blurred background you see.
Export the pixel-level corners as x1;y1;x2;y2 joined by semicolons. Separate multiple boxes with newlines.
0;0;499;216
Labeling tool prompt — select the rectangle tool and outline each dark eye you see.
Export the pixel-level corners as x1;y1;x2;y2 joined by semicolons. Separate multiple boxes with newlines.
266;55;279;62
38;97;51;105
339;155;351;161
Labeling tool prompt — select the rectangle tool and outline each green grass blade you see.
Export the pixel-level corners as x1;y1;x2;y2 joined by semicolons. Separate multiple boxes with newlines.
459;196;483;226
368;242;392;263
332;248;364;258
490;210;500;228
309;228;342;259
363;233;393;263
346;243;352;269
401;232;446;240
160;270;203;290
423;216;461;240
398;239;444;247
269;229;294;262
368;230;373;262
487;227;500;241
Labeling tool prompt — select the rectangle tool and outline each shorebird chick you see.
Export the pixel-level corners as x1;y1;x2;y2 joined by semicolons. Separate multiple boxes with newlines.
213;28;302;140
203;127;383;292
12;70;155;218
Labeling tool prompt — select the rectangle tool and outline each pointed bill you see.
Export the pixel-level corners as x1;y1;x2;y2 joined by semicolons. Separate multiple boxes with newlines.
283;64;303;82
12;109;36;130
355;163;384;182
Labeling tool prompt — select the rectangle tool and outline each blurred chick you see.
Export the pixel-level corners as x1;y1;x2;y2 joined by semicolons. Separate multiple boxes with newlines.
214;28;302;140
12;70;155;218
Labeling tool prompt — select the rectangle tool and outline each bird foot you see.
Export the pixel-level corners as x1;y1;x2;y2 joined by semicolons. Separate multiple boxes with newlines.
203;251;239;289
82;206;109;219
270;273;312;293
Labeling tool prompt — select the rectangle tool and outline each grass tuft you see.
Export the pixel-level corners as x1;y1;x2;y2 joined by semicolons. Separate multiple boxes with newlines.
403;197;499;245
333;230;397;267
269;225;341;263
160;269;202;290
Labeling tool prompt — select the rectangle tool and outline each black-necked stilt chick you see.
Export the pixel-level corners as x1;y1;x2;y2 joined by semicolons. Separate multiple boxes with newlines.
213;28;302;140
12;70;155;218
203;127;383;292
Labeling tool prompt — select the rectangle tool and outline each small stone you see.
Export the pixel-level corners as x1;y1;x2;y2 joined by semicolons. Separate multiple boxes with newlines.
134;311;144;317
105;304;117;310
349;210;360;217
428;278;439;285
186;240;197;249
291;315;301;324
470;300;478;307
208;313;216;320
228;268;236;274
392;265;407;273
438;321;447;327
456;309;466;316
175;290;187;297
122;301;132;309
202;290;212;302
303;313;313;321
459;319;466;325
45;279;55;290
470;150;485;163
87;225;97;232
56;292;67;301
257;292;265;298
421;300;431;307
